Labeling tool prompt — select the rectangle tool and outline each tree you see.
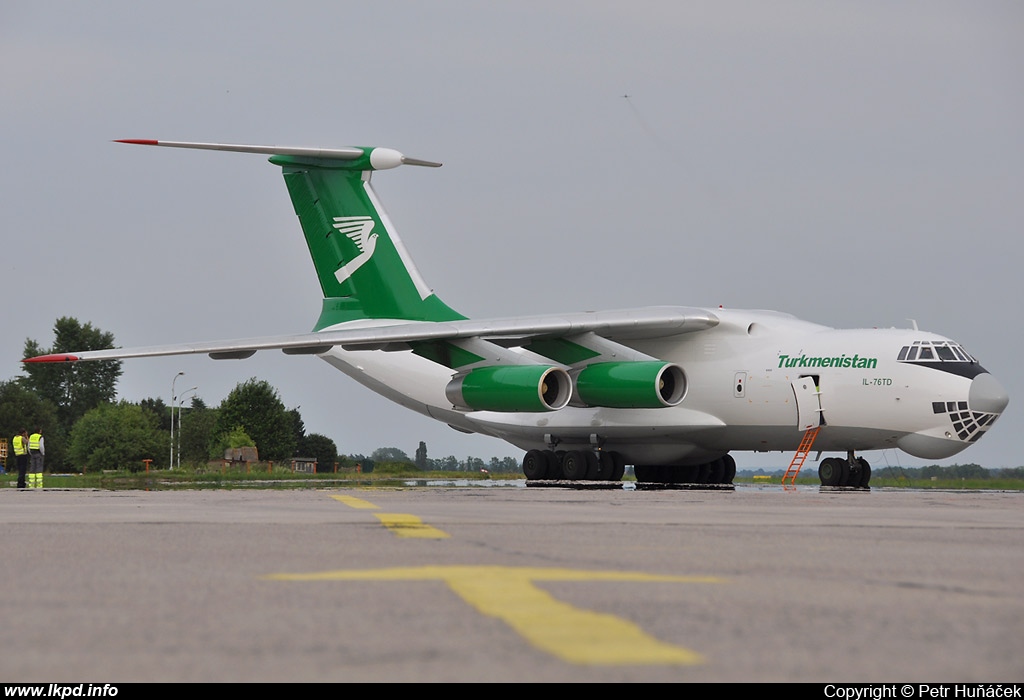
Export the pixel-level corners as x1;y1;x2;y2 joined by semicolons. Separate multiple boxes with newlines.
371;446;411;464
68;402;167;472
214;379;296;462
22;317;122;433
0;381;62;471
347;453;375;473
139;397;172;431
415;441;428;470
178;402;219;464
300;433;338;473
288;408;305;452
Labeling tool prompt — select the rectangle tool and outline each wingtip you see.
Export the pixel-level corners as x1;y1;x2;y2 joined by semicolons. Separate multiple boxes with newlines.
114;139;158;145
23;354;80;363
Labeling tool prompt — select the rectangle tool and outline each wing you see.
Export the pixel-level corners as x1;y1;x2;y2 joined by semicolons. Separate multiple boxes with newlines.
24;306;718;363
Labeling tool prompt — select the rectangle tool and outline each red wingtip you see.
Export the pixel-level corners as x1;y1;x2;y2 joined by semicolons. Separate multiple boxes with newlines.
23;354;80;363
114;139;159;145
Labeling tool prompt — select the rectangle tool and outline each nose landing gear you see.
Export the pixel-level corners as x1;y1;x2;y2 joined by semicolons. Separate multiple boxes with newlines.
818;452;871;489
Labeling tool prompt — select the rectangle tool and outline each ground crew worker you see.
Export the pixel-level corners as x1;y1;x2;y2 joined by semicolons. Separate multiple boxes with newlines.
13;429;29;489
28;428;44;489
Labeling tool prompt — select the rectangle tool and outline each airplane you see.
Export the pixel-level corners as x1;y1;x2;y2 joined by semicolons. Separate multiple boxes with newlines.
25;139;1010;486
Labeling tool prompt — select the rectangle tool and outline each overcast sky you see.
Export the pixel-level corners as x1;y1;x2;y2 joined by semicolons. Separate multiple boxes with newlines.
2;1;1021;469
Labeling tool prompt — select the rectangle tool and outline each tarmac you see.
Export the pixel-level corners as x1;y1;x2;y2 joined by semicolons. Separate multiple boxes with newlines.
1;484;1021;682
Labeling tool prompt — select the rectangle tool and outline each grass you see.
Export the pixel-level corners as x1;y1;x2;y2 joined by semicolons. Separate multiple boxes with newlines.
734;474;1024;490
0;463;512;490
4;465;1022;490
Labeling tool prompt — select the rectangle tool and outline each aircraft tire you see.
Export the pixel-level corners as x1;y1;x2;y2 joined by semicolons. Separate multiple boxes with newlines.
838;459;852;486
856;458;871;487
633;464;656;482
522;450;548;480
706;458;725;484
584;451;602;480
721;454;737;484
594;452;616;480
608;452;626;482
676;464;698;483
818;458;843;486
847;460;859;487
562;450;588;480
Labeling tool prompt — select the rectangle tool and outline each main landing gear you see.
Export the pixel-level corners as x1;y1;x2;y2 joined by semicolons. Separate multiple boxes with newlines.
521;450;738;487
633;454;736;486
817;452;871;488
522;449;626;482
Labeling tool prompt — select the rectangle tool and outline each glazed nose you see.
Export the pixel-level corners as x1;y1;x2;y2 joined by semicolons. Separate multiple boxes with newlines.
969;373;1009;414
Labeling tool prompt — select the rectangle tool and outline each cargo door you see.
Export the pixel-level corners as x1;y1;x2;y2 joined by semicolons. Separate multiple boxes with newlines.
791;375;823;430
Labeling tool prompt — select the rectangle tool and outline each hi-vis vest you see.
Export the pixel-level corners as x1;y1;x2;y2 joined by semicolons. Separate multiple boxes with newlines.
29;433;41;452
13;435;26;456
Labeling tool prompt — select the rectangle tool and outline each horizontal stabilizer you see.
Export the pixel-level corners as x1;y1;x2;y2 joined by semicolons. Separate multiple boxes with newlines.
114;139;442;169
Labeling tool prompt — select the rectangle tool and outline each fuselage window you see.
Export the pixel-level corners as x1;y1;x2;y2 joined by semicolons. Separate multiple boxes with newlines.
898;346;909;361
919;347;934;360
906;347;919;361
935;345;956;361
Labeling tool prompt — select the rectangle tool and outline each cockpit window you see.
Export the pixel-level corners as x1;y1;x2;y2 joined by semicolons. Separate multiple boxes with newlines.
897;340;976;364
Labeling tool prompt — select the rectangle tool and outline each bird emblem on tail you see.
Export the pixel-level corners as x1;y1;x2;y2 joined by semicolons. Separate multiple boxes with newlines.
332;216;379;285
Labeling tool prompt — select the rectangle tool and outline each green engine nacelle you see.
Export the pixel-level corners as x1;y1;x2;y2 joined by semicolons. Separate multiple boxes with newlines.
575;361;686;408
445;365;573;412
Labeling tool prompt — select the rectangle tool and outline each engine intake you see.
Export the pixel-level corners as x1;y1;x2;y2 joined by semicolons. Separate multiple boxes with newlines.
575;361;686;408
445;365;572;412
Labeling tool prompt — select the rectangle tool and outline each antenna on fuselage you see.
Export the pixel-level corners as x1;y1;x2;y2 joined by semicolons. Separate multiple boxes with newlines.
907;318;919;331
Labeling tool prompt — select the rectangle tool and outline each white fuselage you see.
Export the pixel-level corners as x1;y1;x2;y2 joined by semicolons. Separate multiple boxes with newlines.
317;308;1005;466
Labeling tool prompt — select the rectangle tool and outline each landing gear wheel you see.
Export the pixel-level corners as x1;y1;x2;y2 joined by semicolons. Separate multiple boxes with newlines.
677;464;699;484
584;451;602;480
846;458;861;487
659;465;680;484
720;454;737;485
633;464;656;483
522;450;548;480
856;457;871;487
706;458;725;484
562;450;588;480
591;453;614;480
818;457;843;486
604;452;626;482
838;459;851;486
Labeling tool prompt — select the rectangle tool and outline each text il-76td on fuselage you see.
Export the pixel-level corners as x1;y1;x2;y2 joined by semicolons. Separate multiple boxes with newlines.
26;139;1009;488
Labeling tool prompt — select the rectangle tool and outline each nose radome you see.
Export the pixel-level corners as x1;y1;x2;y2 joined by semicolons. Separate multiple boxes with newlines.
969;373;1009;414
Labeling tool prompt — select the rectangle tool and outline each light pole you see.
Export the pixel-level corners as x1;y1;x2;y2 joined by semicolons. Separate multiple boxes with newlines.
170;372;184;468
176;388;197;470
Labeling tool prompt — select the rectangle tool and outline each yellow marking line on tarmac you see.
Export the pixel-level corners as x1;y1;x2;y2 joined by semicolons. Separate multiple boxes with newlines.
372;513;451;538
330;494;450;539
330;495;379;509
266;565;721;665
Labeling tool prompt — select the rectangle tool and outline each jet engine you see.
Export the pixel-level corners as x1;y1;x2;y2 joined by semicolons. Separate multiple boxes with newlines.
574;361;686;408
445;365;573;412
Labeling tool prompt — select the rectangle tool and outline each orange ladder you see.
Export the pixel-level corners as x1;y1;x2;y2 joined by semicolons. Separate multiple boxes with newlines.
781;426;821;485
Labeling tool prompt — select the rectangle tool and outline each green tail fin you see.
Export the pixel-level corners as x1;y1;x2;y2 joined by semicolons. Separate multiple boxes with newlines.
270;149;464;329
